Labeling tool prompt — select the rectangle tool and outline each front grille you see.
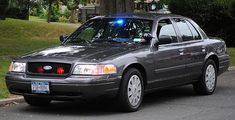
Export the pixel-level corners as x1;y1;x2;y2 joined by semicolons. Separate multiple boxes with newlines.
27;62;71;76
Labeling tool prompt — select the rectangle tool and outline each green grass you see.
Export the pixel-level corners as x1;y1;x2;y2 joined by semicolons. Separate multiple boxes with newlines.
228;48;235;66
0;18;78;99
29;16;80;26
0;60;11;98
29;16;47;22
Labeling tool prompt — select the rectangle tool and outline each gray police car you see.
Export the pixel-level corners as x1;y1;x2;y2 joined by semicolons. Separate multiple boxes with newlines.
6;13;230;112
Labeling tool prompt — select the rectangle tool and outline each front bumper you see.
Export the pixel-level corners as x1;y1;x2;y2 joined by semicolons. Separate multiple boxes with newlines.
5;73;121;100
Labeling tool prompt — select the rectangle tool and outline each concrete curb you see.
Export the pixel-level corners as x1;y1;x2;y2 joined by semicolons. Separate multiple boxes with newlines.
229;66;235;71
0;66;234;106
0;96;24;107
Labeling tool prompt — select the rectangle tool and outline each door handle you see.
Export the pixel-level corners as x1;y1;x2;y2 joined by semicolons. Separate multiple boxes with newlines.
202;46;206;52
178;49;184;55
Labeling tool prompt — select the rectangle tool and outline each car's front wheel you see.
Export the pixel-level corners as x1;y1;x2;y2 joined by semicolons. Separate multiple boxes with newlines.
24;96;51;106
193;59;217;95
117;68;144;112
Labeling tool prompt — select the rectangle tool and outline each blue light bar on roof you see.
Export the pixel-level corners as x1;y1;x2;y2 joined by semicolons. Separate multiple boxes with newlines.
115;19;125;26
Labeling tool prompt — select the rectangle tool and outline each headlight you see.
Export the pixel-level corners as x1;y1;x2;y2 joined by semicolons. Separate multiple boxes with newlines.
73;64;117;75
9;62;26;72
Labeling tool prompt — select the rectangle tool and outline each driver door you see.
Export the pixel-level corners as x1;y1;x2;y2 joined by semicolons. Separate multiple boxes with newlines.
150;18;188;88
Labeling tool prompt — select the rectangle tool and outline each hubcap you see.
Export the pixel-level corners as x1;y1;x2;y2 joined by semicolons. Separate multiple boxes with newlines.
127;75;142;107
205;64;216;91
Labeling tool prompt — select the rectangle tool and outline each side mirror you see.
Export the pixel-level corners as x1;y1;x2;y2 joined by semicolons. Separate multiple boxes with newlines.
141;33;153;45
143;33;153;41
157;35;173;45
59;35;69;42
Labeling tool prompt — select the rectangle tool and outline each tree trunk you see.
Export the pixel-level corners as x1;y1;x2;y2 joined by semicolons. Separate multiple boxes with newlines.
47;0;52;23
100;0;134;15
124;0;134;13
26;0;30;20
69;9;76;23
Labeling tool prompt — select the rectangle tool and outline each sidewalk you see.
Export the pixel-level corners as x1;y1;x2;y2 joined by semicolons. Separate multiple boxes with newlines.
0;96;24;107
229;66;235;71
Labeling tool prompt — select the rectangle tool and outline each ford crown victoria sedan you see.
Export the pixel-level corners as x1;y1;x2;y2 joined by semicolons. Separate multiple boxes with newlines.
6;14;230;112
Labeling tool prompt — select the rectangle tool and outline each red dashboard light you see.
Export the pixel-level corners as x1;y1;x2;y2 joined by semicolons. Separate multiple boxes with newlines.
57;67;64;74
37;66;44;73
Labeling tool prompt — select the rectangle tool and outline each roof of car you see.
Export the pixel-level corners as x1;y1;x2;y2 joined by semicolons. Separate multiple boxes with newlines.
93;13;183;20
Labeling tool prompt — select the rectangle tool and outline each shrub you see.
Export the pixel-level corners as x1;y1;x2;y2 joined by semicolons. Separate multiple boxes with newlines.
39;9;47;19
48;4;61;22
63;7;71;19
59;16;68;23
229;0;235;19
6;7;29;20
30;5;45;17
0;0;9;20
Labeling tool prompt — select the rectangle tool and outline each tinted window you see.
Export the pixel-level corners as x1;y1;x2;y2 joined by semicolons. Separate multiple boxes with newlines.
130;19;153;42
186;21;202;40
157;19;178;44
174;18;193;41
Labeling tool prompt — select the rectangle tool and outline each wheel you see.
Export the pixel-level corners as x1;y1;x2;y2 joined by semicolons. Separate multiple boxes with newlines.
117;68;144;112
24;96;51;106
193;59;217;95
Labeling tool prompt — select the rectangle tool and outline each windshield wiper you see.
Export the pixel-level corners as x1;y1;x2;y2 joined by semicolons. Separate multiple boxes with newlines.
106;39;123;43
92;38;126;44
66;37;91;44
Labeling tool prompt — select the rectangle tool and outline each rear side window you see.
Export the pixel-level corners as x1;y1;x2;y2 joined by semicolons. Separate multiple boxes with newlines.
173;18;193;41
186;21;202;40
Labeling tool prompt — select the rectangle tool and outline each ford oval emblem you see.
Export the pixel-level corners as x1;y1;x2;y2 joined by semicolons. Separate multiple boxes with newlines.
43;65;52;70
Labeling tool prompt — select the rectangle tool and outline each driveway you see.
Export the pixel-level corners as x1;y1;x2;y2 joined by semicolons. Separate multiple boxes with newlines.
0;70;235;120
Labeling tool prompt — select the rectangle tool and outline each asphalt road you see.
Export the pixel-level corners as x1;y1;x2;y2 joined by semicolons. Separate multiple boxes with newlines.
0;70;235;120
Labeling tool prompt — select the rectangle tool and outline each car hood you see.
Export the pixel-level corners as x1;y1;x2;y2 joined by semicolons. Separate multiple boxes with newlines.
18;44;141;62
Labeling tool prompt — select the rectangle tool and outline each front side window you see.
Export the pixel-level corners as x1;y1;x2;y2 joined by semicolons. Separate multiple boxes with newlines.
157;19;178;44
65;18;153;45
174;18;193;41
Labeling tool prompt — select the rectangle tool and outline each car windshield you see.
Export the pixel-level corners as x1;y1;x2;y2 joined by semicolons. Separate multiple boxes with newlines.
64;18;153;45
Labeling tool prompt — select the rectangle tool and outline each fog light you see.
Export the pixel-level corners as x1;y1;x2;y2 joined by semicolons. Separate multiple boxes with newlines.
37;66;44;73
57;67;64;74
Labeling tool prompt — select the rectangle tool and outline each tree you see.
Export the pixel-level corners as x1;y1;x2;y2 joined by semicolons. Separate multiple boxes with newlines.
47;0;60;23
100;0;134;15
3;0;30;20
168;0;235;46
230;0;235;18
62;0;88;23
0;0;9;20
63;0;81;23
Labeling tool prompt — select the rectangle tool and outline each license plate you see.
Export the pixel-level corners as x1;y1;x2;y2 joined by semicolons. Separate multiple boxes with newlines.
31;81;50;94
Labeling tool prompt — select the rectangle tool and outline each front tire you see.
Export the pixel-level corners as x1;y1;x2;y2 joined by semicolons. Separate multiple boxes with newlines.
24;96;51;106
117;68;144;112
193;59;217;95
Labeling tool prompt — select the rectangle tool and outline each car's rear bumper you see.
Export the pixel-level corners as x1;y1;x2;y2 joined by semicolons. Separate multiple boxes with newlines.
218;54;230;75
5;73;121;100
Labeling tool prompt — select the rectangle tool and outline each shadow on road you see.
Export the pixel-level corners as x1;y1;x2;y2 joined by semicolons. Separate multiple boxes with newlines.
17;85;202;116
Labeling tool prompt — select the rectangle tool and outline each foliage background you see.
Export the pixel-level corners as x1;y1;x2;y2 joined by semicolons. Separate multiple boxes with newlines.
167;0;235;47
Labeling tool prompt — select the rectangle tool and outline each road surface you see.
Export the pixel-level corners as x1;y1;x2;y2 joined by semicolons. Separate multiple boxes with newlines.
0;70;235;120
